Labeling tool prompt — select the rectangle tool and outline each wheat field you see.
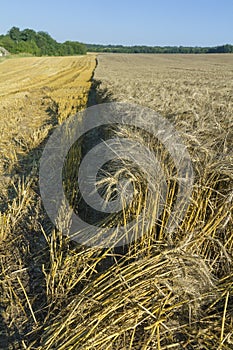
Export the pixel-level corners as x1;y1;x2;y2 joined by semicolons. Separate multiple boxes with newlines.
91;53;233;349
0;53;232;349
0;55;96;349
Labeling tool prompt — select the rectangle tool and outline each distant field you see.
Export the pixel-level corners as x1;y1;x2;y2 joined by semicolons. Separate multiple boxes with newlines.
95;53;233;112
0;55;95;176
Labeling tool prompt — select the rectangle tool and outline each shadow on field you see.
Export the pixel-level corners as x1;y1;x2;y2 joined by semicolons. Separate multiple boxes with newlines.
0;314;8;349
1;67;123;348
83;77;130;270
0;100;60;348
0;67;114;348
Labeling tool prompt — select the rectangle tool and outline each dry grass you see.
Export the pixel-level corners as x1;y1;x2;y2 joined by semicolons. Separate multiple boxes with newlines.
0;55;95;175
88;53;232;349
0;55;96;349
0;53;232;349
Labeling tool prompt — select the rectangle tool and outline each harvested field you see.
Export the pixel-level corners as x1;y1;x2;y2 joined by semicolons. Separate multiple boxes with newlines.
0;53;233;350
87;53;232;349
0;55;96;349
0;55;95;174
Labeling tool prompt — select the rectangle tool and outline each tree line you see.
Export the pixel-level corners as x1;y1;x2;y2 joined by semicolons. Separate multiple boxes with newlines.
0;27;232;56
0;27;87;56
86;43;233;54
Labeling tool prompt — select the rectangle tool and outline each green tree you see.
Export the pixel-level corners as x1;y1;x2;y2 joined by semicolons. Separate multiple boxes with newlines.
0;35;15;52
8;27;21;43
20;29;37;41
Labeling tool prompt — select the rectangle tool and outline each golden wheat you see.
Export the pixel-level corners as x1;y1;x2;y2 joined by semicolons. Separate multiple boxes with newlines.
41;54;233;349
0;55;96;349
0;53;232;349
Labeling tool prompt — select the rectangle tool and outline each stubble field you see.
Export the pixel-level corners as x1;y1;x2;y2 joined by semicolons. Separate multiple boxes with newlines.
0;54;96;349
0;53;232;349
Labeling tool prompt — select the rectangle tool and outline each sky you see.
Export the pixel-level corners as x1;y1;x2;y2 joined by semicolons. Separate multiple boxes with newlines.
0;0;232;46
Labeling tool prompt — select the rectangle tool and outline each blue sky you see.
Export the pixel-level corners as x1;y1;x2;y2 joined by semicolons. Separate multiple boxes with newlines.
1;0;232;46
